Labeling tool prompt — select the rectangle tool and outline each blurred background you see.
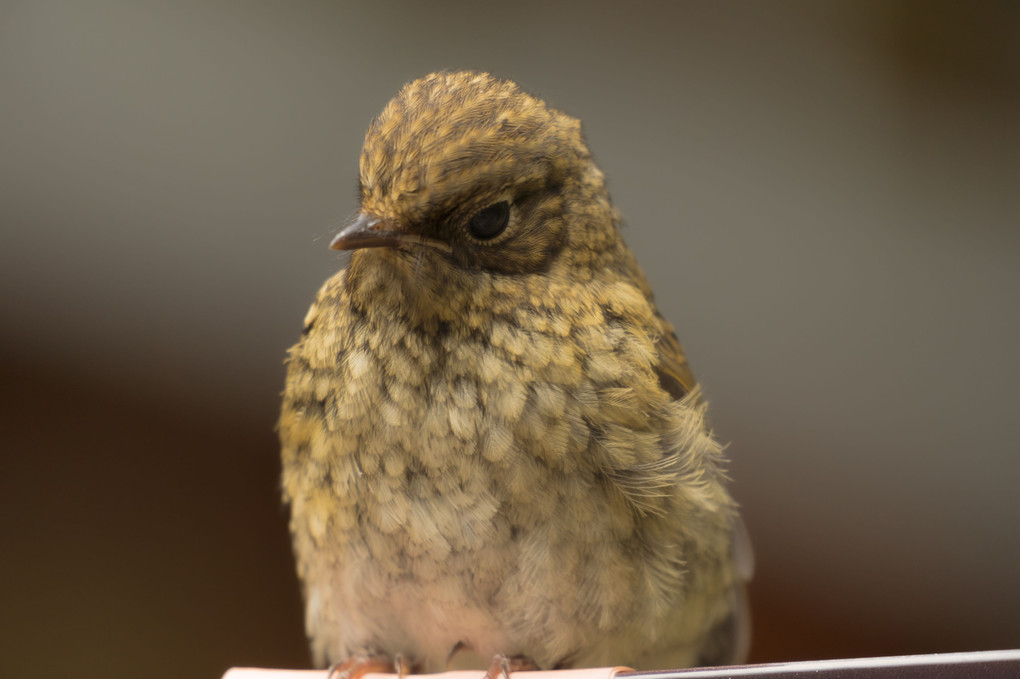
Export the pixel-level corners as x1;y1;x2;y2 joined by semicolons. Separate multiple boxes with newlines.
2;1;1018;678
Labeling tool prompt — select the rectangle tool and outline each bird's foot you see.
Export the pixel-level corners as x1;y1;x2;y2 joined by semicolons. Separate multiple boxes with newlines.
483;654;541;679
327;654;414;679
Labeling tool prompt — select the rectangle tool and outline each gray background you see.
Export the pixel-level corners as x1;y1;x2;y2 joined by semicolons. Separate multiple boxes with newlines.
2;2;1018;679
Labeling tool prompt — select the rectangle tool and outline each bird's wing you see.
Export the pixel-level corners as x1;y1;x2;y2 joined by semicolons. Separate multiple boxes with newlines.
695;517;754;666
653;324;698;400
653;319;756;665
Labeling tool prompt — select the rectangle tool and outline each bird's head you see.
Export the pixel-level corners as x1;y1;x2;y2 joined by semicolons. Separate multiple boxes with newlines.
333;71;623;280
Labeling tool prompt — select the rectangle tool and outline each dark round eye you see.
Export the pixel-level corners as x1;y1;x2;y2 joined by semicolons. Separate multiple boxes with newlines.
466;201;510;240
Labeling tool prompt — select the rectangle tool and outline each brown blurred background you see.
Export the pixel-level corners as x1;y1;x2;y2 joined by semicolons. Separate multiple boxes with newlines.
2;2;1018;678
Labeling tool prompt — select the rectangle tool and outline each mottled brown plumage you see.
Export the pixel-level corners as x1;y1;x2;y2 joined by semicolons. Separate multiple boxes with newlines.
279;71;751;673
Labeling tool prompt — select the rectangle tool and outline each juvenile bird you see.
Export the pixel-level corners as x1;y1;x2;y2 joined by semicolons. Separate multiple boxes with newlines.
279;71;751;675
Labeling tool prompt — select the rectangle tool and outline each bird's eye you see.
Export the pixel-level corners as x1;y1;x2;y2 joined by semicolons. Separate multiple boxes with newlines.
466;201;510;240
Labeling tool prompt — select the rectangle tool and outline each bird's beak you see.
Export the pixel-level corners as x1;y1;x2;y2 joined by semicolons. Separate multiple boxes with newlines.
329;213;452;253
330;213;406;250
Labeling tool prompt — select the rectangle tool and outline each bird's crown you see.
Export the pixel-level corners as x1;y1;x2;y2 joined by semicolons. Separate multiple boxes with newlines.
359;70;589;225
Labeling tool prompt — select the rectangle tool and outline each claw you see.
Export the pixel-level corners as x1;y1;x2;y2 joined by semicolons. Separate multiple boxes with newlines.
484;654;540;679
393;654;412;679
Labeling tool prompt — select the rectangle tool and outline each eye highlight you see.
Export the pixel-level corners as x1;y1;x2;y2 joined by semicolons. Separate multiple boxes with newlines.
466;201;510;240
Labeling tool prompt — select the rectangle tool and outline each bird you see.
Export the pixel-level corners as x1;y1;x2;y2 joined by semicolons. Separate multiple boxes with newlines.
278;70;752;677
